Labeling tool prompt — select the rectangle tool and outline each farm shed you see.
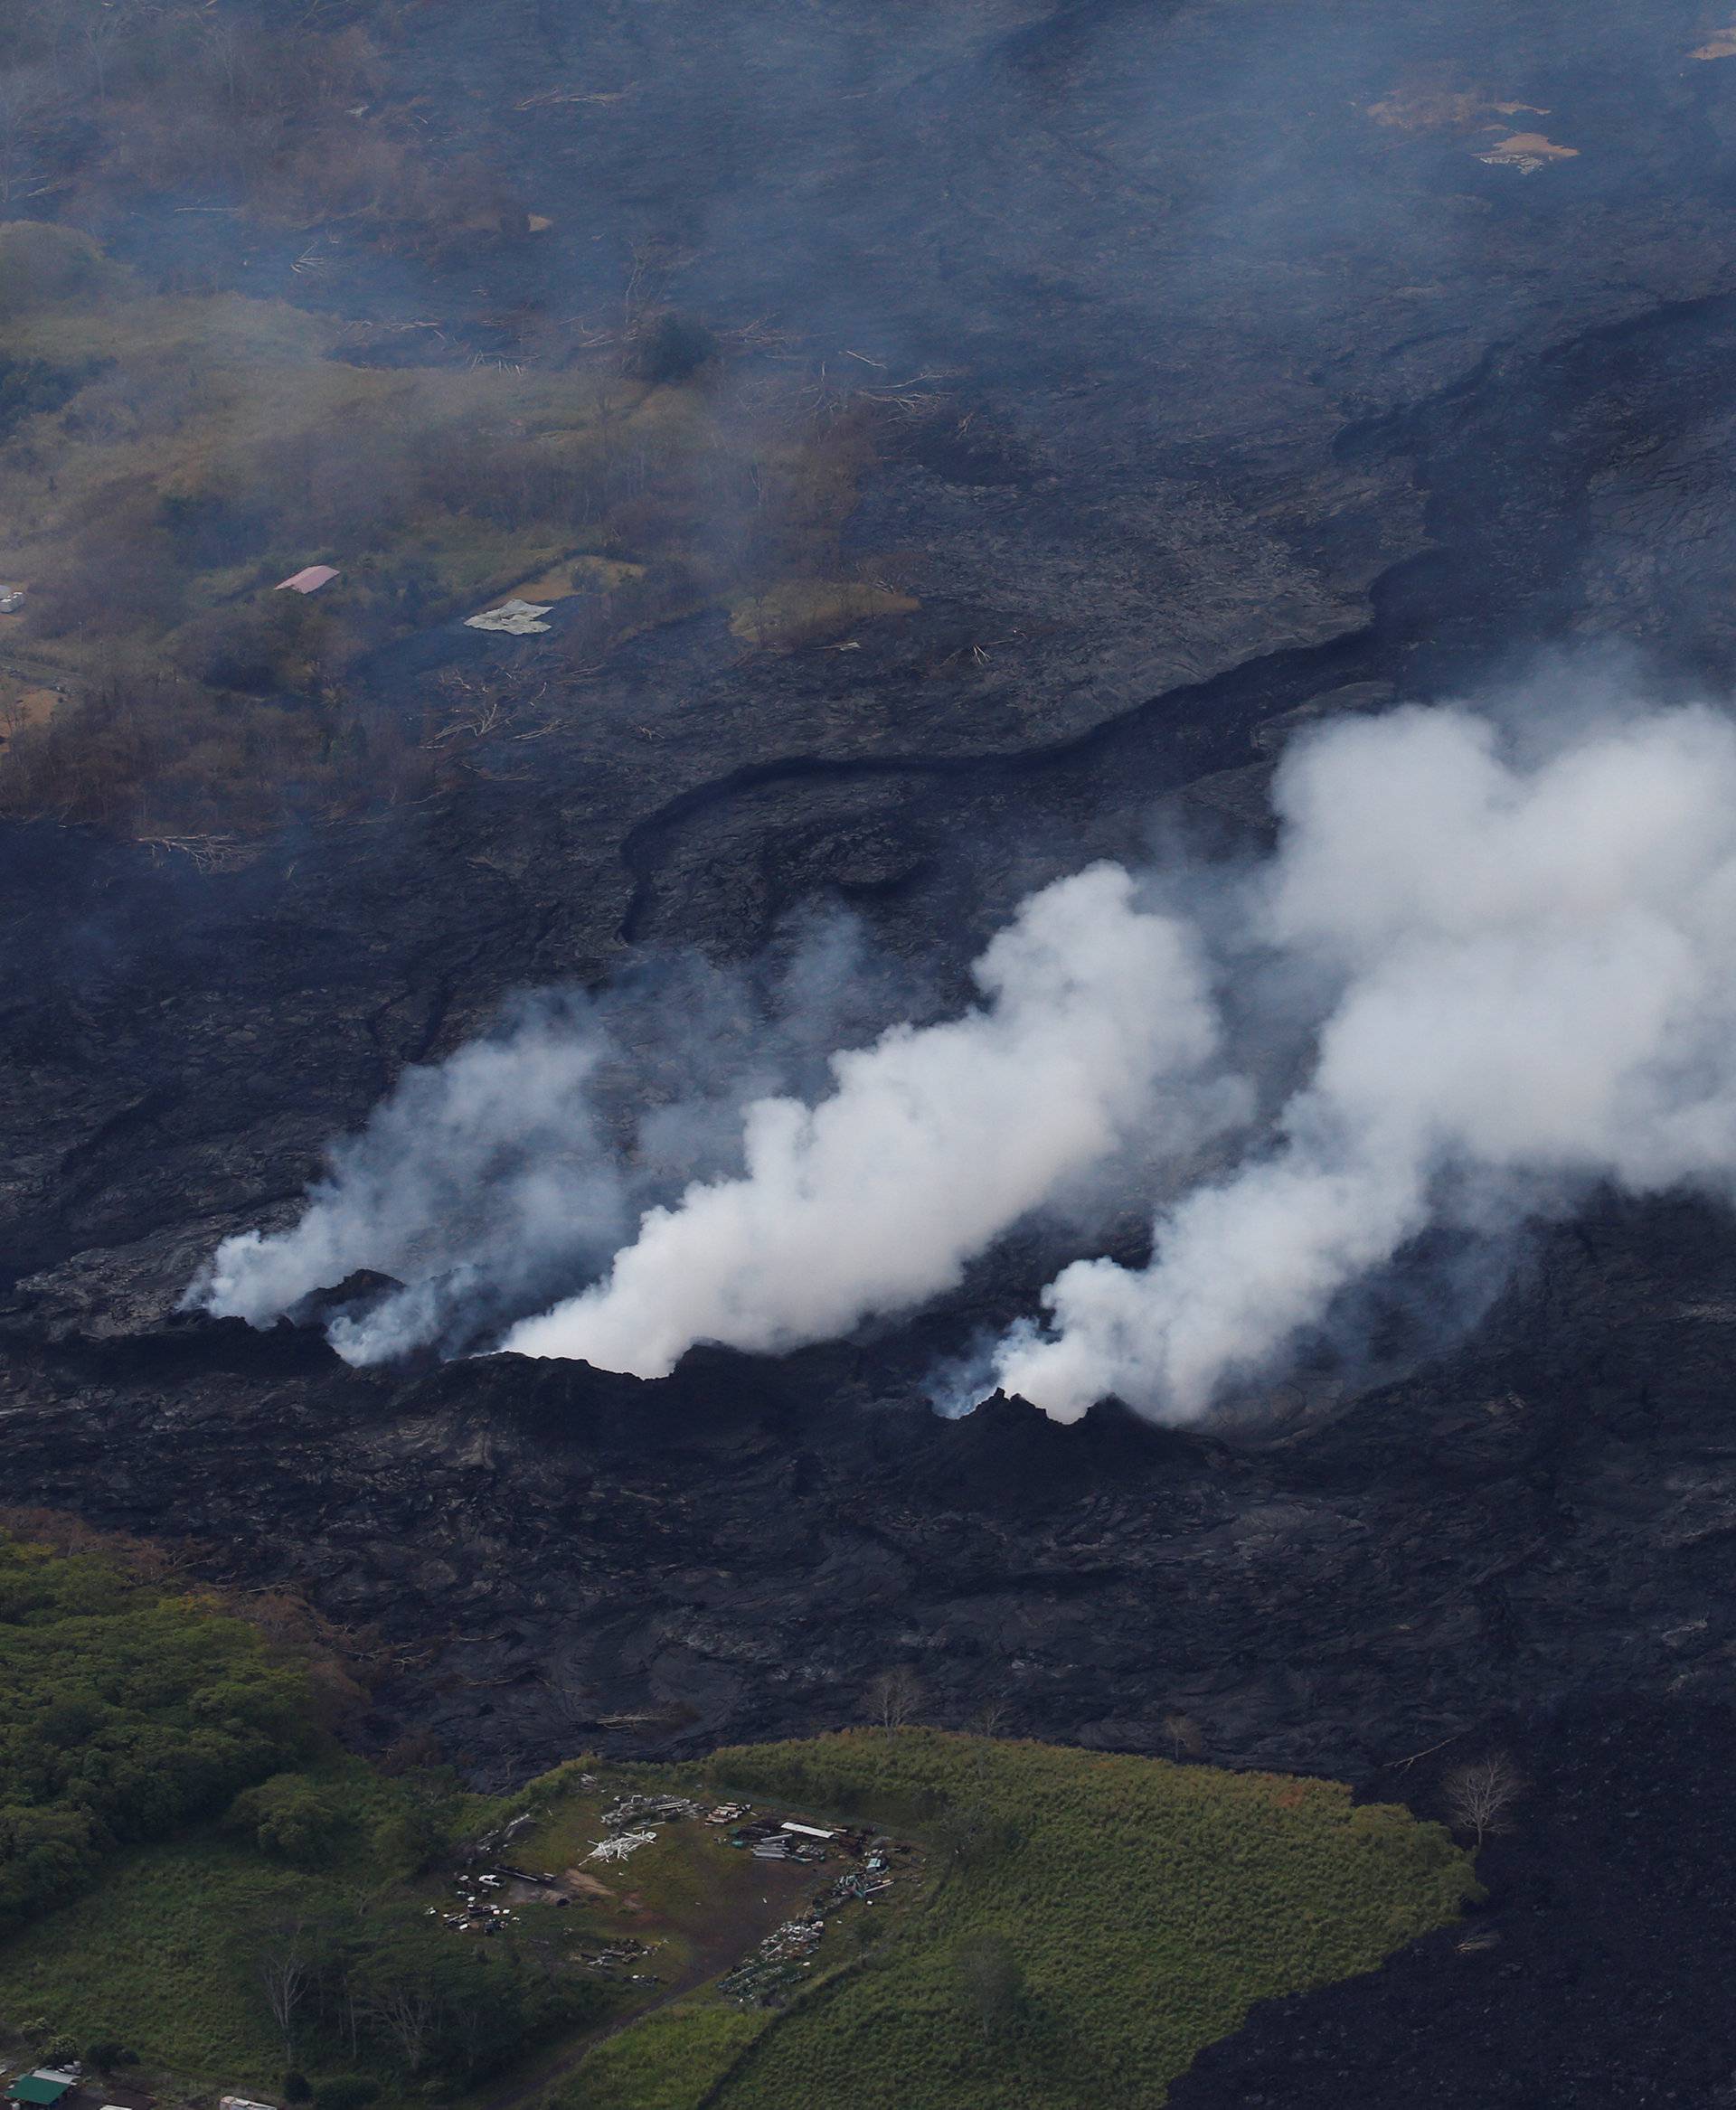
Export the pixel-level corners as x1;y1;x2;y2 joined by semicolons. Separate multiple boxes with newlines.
8;2077;74;2107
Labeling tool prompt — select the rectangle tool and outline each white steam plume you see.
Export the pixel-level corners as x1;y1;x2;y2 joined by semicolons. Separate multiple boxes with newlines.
994;700;1736;1420
189;918;930;1362
193;1003;631;1352
197;684;1736;1431
502;864;1232;1372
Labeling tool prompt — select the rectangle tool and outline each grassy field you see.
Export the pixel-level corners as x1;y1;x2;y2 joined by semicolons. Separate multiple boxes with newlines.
0;1832;354;2082
0;1532;1477;2110
694;1730;1479;2110
0;1732;1479;2110
556;2003;770;2110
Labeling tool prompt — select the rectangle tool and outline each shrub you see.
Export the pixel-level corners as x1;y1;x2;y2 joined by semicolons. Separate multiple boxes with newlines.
225;1776;352;1870
310;2076;378;2110
627;313;720;387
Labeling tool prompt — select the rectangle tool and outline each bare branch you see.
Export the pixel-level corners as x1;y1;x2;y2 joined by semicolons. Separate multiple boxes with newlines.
1442;1751;1525;1849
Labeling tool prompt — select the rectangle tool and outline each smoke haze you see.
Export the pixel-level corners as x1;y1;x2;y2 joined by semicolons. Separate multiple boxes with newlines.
196;687;1736;1427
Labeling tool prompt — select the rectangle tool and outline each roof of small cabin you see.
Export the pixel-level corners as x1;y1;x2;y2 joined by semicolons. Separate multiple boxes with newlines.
276;565;340;594
10;2076;75;2104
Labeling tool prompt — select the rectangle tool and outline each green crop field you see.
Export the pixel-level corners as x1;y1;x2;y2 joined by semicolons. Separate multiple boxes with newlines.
691;1729;1479;2110
552;2003;770;2110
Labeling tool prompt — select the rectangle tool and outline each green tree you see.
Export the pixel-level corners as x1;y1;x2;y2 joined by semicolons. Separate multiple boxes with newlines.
954;1930;1025;2043
226;1776;351;1869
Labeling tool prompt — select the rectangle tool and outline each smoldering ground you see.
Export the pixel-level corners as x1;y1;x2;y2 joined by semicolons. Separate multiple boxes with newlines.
194;671;1736;1427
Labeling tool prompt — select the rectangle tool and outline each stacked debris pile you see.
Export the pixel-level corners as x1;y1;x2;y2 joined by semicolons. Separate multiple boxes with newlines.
719;1831;919;2007
601;1792;703;1827
587;1827;656;1862
719;1913;825;2004
821;1867;892;1907
463;1807;542;1862
578;1792;705;1864
570;1932;662;1983
723;1813;839;1863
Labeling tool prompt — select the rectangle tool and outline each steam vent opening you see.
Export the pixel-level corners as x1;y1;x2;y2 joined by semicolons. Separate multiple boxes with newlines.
3;3;1734;2105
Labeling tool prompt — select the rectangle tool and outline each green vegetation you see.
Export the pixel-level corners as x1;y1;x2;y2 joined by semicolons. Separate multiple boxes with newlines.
0;1521;601;2096
0;1821;606;2090
0;1521;1477;2110
695;1729;1479;2110
0;1831;364;2079
0;1519;322;1930
561;2003;769;2110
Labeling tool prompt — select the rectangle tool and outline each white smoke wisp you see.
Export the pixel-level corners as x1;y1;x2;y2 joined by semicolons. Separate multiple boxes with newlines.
993;701;1736;1422
502;864;1236;1374
192;1002;632;1359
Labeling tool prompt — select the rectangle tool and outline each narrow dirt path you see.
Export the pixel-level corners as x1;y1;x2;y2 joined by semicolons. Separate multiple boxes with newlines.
477;1861;815;2110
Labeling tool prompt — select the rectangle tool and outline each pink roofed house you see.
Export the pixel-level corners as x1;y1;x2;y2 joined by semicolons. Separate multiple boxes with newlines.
276;565;340;594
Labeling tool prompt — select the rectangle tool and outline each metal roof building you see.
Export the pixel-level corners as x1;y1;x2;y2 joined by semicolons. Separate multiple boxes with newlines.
9;2074;76;2105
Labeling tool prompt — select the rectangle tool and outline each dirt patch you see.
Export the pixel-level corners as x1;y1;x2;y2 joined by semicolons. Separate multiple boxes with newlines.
496;554;646;605
1366;88;1553;138
476;1844;817;2110
0;684;61;755
1474;130;1580;173
1367;87;1490;133
561;1867;618;1902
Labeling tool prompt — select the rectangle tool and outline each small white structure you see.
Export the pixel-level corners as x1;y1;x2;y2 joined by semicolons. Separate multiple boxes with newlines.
0;586;25;614
780;1823;836;1840
276;566;339;595
465;598;552;636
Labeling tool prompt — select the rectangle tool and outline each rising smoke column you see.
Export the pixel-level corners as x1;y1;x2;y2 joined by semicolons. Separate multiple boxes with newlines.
992;701;1736;1422
190;918;924;1362
502;864;1232;1373
196;690;1736;1427
193;1001;632;1354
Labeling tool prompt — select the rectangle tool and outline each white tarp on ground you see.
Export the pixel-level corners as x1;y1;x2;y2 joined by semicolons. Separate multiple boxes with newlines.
465;598;552;635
